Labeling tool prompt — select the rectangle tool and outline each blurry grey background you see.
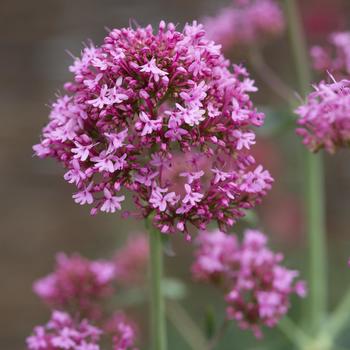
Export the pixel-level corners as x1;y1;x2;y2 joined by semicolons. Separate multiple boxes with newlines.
1;0;350;349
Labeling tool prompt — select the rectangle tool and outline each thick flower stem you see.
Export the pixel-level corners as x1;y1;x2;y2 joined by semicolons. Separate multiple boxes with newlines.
147;217;168;350
305;153;327;330
284;0;327;332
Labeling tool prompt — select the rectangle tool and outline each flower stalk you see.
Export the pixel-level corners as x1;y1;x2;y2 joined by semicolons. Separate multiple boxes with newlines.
147;217;168;350
284;0;327;332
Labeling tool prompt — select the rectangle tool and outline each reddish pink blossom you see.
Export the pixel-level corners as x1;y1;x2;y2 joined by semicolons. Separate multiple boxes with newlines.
26;311;102;350
26;311;137;350
113;234;149;286
311;32;350;78
33;21;272;236
192;229;238;283
33;253;115;319
203;0;285;50
296;77;350;153
112;321;137;350
192;229;306;337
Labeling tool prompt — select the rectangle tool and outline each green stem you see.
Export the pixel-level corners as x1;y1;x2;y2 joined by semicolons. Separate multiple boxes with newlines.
147;217;167;350
284;0;312;95
306;153;327;331
166;300;208;350
326;288;350;338
284;0;327;333
278;317;310;349
248;46;296;106
207;319;229;350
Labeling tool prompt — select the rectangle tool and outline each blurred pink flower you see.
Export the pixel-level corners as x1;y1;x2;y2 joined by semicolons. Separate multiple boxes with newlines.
311;31;350;78
33;253;115;319
203;0;285;50
113;234;149;286
192;228;306;337
104;312;138;350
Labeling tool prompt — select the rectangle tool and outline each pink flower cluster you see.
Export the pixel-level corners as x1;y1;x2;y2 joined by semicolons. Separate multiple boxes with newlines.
203;0;285;50
192;229;306;338
28;235;146;349
296;77;350;153
33;253;115;319
33;21;272;237
311;32;350;77
112;319;137;350
26;310;137;350
113;234;149;286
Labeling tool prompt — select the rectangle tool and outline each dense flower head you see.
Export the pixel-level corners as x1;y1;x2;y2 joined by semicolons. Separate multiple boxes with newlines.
192;229;306;338
33;21;272;237
296;77;350;153
113;234;149;286
203;0;285;50
311;32;350;78
33;253;115;319
26;310;137;350
26;310;103;350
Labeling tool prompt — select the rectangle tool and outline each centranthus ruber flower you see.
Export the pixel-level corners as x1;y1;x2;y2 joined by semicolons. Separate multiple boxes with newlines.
33;253;115;319
33;21;273;237
113;234;149;286
26;310;103;350
26;310;138;350
296;77;350;153
203;0;285;50
192;229;306;338
311;32;350;78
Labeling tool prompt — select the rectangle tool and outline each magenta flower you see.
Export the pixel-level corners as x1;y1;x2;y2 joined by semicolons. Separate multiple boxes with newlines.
192;229;238;283
296;77;350;153
192;229;306;337
26;311;102;350
33;253;115;319
112;321;137;350
33;21;272;236
113;234;149;286
203;0;285;50
311;31;350;78
26;310;137;350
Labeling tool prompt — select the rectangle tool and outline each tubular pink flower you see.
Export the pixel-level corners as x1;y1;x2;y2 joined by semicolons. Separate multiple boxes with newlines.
296;77;350;153
33;21;272;236
192;229;306;337
203;0;285;50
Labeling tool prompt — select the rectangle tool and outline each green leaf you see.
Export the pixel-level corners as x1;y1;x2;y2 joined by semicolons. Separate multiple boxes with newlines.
204;306;216;340
242;209;259;226
162;278;188;300
161;235;176;257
